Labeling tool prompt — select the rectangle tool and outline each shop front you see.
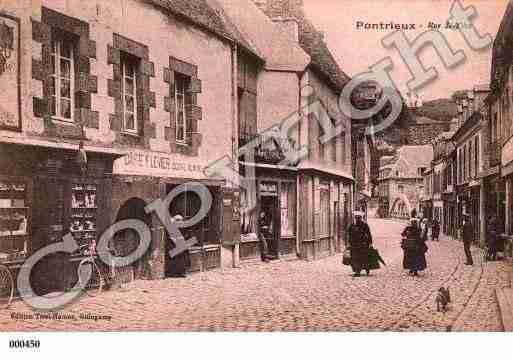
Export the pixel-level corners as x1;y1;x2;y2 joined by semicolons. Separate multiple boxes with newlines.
456;185;480;242
442;193;457;238
112;149;229;279
297;169;351;261
433;200;443;226
0;140;121;295
501;138;513;256
239;165;297;262
484;175;506;233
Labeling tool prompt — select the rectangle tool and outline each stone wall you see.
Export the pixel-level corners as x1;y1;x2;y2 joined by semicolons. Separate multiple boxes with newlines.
2;0;234;176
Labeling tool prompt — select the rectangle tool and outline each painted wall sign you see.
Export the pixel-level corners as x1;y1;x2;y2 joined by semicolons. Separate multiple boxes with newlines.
113;150;209;179
259;182;277;194
0;14;21;131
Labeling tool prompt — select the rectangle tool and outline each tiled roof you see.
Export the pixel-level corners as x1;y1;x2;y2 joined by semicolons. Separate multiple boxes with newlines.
433;131;456;143
205;0;263;59
260;2;350;92
295;14;350;92
209;0;309;71
147;0;237;43
451;111;482;142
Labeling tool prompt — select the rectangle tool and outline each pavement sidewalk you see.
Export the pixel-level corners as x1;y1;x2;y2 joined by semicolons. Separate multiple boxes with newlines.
496;259;513;331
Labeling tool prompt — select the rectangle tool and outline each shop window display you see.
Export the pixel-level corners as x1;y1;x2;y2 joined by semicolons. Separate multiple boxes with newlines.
0;180;29;260
280;183;296;237
70;183;98;251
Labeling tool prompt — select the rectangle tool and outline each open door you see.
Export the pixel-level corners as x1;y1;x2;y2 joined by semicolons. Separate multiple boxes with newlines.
260;195;279;258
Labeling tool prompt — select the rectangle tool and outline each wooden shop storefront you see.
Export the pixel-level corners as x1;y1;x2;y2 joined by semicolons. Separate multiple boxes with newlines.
238;137;352;262
501;138;513;256
112;149;227;279
239;163;297;261
0;139;121;295
456;183;480;241
442;192;457;238
297;168;351;261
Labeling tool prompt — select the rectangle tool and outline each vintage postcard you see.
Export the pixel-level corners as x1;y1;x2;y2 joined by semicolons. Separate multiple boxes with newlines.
0;0;512;351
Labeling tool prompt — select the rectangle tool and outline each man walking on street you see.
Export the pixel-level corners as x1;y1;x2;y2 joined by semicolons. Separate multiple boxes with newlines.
258;211;271;262
432;217;440;241
462;214;473;265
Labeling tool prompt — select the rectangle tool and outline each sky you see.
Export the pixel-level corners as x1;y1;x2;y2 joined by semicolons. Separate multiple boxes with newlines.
303;0;508;101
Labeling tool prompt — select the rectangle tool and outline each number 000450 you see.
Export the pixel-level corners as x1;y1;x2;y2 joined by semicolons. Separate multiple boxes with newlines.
9;340;40;349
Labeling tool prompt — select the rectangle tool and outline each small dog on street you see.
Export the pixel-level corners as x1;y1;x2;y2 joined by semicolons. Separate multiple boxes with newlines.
435;287;451;312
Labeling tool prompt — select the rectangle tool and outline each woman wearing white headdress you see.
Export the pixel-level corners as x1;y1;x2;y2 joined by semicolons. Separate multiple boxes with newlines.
168;214;190;278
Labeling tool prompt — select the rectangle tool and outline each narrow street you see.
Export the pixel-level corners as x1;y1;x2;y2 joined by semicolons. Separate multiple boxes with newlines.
1;219;511;331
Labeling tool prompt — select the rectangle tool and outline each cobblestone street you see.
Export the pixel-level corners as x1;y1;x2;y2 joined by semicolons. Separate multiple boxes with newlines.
1;219;511;331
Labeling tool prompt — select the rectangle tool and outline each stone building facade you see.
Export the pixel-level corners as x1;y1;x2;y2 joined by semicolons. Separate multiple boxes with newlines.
0;0;251;292
211;0;355;262
487;1;513;255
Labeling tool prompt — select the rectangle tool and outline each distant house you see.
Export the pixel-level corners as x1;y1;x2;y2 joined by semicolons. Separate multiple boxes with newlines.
377;145;433;218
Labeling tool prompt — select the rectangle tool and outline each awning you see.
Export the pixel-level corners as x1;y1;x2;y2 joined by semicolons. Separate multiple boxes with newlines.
0;134;126;157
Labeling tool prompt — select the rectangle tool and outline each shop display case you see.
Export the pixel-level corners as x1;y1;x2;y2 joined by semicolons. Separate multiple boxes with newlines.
70;183;98;250
0;179;30;262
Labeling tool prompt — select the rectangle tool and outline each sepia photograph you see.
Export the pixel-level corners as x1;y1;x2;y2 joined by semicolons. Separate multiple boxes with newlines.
0;0;512;356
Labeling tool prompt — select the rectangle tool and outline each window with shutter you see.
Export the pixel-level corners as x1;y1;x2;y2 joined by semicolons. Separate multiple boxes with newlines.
164;57;203;156
32;8;98;133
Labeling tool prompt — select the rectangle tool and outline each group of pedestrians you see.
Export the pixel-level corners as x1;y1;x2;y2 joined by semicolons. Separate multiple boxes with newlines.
345;211;431;277
345;212;437;277
345;209;504;279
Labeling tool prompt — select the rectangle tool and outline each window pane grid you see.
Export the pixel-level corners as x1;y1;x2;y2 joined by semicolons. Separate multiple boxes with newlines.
175;76;187;143
50;39;74;121
280;183;296;236
122;59;137;133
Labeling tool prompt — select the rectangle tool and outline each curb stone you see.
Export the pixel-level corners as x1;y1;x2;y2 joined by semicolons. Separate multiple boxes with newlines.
495;288;513;331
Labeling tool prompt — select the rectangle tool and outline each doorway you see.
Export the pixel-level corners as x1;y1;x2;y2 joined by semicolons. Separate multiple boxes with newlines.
260;195;279;258
115;198;152;280
164;184;220;277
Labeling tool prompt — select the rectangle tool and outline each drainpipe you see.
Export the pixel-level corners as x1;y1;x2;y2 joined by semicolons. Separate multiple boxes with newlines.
479;177;486;248
296;73;304;258
231;43;240;269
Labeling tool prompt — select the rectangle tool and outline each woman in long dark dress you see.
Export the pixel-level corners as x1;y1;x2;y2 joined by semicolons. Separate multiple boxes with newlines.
401;218;427;276
348;212;373;277
167;215;191;278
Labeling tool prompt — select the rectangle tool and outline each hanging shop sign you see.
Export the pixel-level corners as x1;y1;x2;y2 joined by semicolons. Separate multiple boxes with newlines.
0;14;21;131
259;182;277;195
